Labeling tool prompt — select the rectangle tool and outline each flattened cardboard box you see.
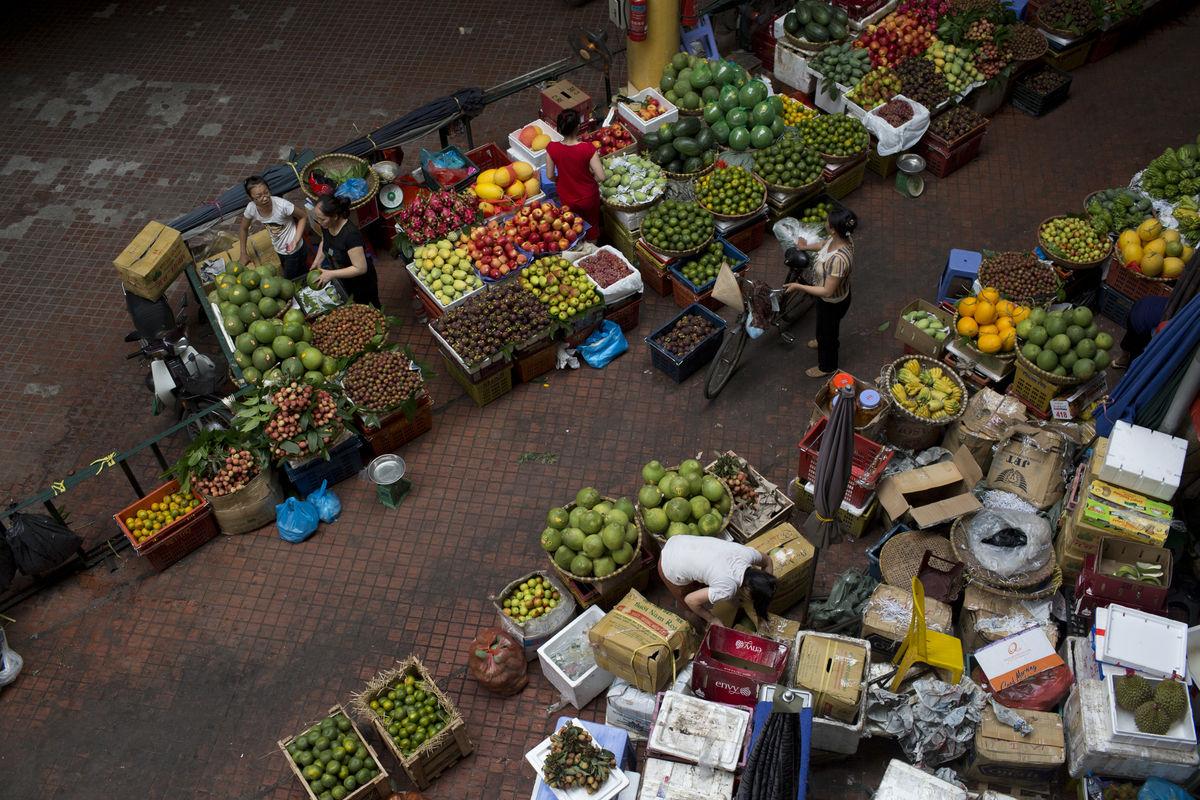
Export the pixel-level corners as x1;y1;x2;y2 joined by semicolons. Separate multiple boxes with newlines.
749;523;815;613
986;424;1070;510
965;706;1064;786
860;582;953;646
794;633;867;723
878;446;983;529
114;221;192;300
941;387;1027;473
959;584;1059;654
588;588;697;694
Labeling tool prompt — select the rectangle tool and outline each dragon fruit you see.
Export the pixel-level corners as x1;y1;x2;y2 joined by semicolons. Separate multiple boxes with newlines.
399;190;480;245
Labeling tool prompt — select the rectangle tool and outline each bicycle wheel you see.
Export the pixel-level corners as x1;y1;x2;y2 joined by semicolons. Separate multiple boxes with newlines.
780;293;813;327
704;324;749;399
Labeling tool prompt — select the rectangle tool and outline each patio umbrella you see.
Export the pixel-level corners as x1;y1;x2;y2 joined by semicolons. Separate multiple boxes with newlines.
804;384;857;548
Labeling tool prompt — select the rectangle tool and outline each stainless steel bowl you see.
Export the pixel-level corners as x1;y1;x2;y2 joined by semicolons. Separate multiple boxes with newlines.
367;454;406;485
897;154;926;175
371;160;400;182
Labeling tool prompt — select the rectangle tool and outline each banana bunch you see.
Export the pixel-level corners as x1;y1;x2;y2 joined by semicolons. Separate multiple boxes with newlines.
891;359;963;420
1173;197;1200;243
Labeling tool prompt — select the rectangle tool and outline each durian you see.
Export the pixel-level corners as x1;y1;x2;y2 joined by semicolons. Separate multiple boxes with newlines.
1134;700;1172;735
1154;679;1188;721
1114;674;1153;711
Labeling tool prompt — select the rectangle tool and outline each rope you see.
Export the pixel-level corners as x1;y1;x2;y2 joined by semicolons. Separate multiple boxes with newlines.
284;160;303;185
814;512;835;523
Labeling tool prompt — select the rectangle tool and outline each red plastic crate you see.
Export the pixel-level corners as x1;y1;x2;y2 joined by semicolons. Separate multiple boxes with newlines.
360;394;434;456
1074;537;1171;616
918;126;987;179
796;416;893;508
114;479;209;552
1103;254;1174;301
465;142;511;172
691;627;790;707
604;293;642;332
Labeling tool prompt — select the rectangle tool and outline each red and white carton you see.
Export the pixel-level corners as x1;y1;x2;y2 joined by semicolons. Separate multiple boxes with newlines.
691;627;789;707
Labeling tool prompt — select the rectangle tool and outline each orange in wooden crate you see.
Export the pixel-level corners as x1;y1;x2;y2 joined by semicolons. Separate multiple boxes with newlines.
114;479;209;550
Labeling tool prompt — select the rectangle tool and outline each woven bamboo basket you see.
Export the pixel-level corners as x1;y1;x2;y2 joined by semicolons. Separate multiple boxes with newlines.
950;516;1057;590
1038;215;1112;270
300;152;380;210
634;465;734;548
546;496;645;585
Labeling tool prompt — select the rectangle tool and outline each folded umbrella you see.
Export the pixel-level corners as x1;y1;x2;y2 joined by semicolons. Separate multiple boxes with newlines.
804;384;856;548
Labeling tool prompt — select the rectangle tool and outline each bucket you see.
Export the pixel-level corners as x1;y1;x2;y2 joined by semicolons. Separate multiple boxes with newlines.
367;454;411;508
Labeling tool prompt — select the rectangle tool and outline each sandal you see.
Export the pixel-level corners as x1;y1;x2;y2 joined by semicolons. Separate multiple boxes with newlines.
807;339;818;350
806;366;835;378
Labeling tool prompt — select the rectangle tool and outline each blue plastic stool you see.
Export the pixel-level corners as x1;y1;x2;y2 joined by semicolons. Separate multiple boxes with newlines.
937;249;982;303
681;15;720;59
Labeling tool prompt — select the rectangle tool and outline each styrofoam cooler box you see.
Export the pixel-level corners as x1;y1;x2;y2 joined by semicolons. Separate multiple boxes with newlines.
873;759;966;800
809;68;851;115
1106;673;1197;751
537;605;613;709
646;692;751;773
508;119;563;172
1059;635;1101;681
616;88;678;135
1064;679;1200;781
1101;421;1187;501
774;41;815;94
691;627;789;707
605;664;693;740
637;760;734;800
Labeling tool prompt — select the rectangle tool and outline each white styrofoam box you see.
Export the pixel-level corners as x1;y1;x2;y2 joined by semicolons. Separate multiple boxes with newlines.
1106;673;1197;751
1188;625;1200;688
808;67;851;115
617;89;678;135
873;759;966;800
1094;604;1188;679
774;42;815;94
637;759;734;800
538;605;614;709
508;119;563;171
526;720;630;800
564;245;644;305
531;770;640;800
1059;635;1101;681
791;630;870;755
1064;679;1200;781
1101;421;1187;501
647;692;750;773
604;664;693;740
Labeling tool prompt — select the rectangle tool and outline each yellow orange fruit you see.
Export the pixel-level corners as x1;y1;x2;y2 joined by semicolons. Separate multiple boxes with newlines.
531;134;552;151
978;324;999;336
1163;256;1185;279
1118;230;1141;251
475;182;504;201
511;161;535;181
1140;251;1164;277
491;166;514;188
1183;245;1195;262
1138;218;1163;243
505;180;526;199
1013;306;1030;322
995;316;1013;331
1144;238;1167;257
1121;243;1143;265
1002;329;1017;351
973;301;996;325
957;296;977;317
957;316;979;337
523;176;541;197
980;287;1000;304
977;333;1002;354
995;299;1013;316
476;168;497;186
1162;229;1181;244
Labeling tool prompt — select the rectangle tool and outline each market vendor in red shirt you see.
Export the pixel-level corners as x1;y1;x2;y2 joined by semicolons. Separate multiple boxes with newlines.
545;109;604;241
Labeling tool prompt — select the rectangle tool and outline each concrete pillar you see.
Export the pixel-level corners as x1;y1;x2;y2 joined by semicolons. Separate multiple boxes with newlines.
627;0;681;91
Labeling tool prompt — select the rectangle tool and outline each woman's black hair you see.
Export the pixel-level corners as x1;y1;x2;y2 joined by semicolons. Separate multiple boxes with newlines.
316;193;351;219
243;175;269;197
556;109;581;137
828;207;858;238
743;568;778;620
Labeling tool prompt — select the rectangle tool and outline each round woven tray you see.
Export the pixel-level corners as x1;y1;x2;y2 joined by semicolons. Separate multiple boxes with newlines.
951;313;1019;362
880;354;969;427
1109;252;1176;284
880;530;956;589
1007;24;1050;62
978;253;1064;304
968;565;1063;600
602;189;665;213
634;464;733;548
950;516;1056;590
300;153;381;210
1015;349;1085;388
1038;216;1112;270
819;145;868;165
663;160;718;182
1031;10;1096;39
642;230;715;260
547;496;645;585
698;175;768;223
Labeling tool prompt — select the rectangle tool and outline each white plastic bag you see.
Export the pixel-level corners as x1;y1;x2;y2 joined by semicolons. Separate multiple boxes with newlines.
772;217;827;252
565;246;643;304
864;95;931;156
0;626;23;689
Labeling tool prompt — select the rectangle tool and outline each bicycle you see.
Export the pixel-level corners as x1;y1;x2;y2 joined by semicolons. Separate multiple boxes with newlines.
703;249;814;399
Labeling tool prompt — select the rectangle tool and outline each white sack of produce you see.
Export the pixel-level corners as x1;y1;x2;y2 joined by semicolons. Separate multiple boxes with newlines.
864;95;930;156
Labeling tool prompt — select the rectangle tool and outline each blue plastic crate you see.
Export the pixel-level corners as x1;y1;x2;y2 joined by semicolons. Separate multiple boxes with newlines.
283;434;366;495
1099;283;1135;324
646;303;727;383
667;238;749;294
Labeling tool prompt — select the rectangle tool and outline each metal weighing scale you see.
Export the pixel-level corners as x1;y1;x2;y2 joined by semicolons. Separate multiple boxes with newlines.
895;153;926;198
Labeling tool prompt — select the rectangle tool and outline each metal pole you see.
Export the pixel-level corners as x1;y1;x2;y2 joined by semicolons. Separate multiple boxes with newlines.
119;460;145;498
1159;345;1200;435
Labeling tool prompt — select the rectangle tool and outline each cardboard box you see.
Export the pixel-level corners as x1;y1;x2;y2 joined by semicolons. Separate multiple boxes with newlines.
794;632;867;723
198;229;280;286
895;299;953;358
860;582;953;650
878;446;983;529
959;584;1059;654
540;79;593;126
986;425;1071;510
965;706;1064;786
941;388;1028;473
748;524;815;613
588;589;697;694
691;627;789;707
114;221;192;300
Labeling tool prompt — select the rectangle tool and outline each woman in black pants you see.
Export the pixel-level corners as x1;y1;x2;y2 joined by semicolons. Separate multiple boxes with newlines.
785;208;857;378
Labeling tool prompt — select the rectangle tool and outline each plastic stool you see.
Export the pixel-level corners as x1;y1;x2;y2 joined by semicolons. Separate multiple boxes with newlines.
937;249;982;303
681;15;720;59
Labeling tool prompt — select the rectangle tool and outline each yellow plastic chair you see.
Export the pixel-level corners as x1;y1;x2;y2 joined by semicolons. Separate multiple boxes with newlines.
889;576;964;692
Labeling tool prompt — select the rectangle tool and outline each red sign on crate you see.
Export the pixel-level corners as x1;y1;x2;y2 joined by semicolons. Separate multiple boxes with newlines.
691;627;789;707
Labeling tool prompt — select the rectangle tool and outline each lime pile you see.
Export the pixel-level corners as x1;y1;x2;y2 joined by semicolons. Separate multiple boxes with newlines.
1018;305;1114;380
367;673;452;757
696;166;763;216
285;711;381;800
798;114;869;158
542;491;639;578
680;241;731;288
641;200;714;253
124;491;200;544
753;134;824;189
637;459;732;539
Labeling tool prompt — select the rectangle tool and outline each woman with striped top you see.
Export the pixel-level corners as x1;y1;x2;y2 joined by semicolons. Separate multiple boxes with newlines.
785;208;858;377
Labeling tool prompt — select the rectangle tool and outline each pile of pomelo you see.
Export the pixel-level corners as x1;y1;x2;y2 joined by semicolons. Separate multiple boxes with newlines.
1017;305;1113;380
231;308;334;387
209;262;295;338
636;458;732;540
541;490;640;579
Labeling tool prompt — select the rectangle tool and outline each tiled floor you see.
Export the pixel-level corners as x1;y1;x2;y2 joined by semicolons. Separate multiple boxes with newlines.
1;1;1199;798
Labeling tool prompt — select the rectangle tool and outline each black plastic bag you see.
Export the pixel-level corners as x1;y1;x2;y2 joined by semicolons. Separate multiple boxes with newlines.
0;538;15;592
4;512;81;575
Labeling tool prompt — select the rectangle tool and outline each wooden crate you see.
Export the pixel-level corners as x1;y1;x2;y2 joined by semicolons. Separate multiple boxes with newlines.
277;705;390;800
354;657;474;790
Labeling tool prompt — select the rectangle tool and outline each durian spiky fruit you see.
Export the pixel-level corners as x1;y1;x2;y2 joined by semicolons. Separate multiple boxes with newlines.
1154;679;1188;722
1134;700;1172;735
1114;674;1154;711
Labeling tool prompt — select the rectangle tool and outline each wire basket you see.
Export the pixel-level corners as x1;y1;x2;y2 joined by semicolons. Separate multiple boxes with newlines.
1038;215;1113;270
300;153;380;210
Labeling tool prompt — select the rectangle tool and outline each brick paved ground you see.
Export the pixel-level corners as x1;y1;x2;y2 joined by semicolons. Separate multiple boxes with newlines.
1;1;1199;799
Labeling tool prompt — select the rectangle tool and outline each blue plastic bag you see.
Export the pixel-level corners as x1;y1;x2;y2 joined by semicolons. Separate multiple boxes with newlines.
276;497;319;543
307;480;342;523
577;321;627;368
335;178;368;201
1138;779;1192;800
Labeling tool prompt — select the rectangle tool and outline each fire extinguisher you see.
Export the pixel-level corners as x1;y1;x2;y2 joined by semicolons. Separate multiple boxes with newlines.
628;0;647;41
